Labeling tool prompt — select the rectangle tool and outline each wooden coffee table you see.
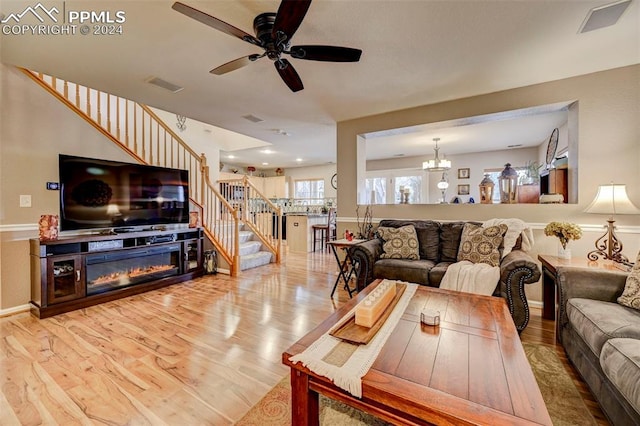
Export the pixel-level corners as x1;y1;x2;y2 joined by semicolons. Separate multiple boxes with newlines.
282;280;552;425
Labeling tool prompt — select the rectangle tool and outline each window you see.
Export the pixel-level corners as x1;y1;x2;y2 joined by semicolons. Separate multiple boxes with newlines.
394;175;422;204
294;179;324;204
365;177;386;204
365;170;424;204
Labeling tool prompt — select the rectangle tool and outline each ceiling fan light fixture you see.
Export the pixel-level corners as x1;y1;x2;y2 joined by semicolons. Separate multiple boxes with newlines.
422;138;451;172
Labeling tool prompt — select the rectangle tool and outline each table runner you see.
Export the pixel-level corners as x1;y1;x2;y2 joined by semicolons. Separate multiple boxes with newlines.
289;280;418;398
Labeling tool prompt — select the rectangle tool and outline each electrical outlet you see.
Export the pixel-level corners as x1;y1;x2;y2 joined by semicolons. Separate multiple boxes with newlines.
19;194;32;208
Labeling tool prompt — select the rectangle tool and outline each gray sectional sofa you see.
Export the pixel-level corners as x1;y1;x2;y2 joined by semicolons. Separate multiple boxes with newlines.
349;219;541;332
558;266;640;425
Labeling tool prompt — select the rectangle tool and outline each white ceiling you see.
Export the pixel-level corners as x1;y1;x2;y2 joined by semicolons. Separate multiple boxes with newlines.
1;0;638;169
364;103;570;160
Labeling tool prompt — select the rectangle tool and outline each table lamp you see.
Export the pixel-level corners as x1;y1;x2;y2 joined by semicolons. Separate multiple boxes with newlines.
437;173;449;204
584;183;640;263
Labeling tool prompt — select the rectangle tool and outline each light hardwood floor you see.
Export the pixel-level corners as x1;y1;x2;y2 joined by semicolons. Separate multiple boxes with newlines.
1;250;609;425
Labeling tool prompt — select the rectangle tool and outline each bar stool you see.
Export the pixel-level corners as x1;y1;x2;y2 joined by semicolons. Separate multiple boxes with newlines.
312;208;336;251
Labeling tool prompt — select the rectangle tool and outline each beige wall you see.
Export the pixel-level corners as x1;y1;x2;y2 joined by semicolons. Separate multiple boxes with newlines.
0;65;138;310
337;65;640;302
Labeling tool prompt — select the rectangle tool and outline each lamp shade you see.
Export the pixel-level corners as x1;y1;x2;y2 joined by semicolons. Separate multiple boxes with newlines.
584;184;640;215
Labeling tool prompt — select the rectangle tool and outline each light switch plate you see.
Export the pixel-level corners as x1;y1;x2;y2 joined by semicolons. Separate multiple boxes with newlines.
19;194;32;207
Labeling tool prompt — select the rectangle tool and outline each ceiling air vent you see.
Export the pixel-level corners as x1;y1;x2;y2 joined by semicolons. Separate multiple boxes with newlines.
242;114;265;123
579;0;631;33
146;77;184;93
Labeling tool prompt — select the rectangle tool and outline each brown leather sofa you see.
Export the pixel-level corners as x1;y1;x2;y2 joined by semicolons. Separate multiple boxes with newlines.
349;219;540;332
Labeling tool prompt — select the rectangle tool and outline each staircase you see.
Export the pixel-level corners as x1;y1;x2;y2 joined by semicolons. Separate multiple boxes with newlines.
215;219;274;271
21;68;281;275
238;226;273;270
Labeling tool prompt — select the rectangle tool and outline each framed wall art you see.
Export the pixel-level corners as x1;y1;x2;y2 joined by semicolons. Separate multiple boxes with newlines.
458;168;470;179
458;184;470;195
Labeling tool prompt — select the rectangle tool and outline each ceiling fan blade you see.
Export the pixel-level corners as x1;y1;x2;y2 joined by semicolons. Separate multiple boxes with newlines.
289;45;362;62
274;59;304;92
272;0;312;42
172;2;260;46
210;55;261;75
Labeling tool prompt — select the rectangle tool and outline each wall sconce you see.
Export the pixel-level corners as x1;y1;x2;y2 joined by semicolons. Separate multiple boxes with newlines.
479;173;495;204
176;114;187;132
498;163;518;204
584;183;640;264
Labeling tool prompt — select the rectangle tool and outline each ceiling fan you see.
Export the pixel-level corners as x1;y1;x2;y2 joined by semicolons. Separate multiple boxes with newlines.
172;0;362;92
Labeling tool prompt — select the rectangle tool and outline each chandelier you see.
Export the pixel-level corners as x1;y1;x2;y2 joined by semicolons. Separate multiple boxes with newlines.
422;138;451;172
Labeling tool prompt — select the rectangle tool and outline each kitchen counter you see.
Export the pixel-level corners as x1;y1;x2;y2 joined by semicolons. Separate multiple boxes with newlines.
286;214;328;253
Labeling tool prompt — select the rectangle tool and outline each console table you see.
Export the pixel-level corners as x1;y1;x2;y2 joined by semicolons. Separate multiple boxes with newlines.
538;254;626;321
30;228;204;318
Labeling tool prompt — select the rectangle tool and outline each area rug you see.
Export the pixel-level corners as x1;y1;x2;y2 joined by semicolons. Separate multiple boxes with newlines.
236;343;596;425
523;343;597;426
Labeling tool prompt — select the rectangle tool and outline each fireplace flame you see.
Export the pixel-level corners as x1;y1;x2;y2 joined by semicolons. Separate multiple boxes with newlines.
92;264;175;286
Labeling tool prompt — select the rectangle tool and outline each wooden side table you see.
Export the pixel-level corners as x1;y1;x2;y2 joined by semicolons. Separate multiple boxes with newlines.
538;254;626;321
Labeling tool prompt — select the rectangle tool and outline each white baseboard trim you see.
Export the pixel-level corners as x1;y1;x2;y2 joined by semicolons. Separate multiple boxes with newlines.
0;304;30;317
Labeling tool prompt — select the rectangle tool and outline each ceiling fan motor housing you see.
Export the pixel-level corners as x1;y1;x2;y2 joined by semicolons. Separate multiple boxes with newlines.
253;13;281;59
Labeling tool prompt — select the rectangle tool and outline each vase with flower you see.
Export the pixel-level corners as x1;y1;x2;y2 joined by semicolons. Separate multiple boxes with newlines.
544;221;583;259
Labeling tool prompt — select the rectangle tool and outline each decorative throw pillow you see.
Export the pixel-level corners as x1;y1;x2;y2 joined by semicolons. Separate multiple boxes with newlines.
457;223;508;267
618;251;640;310
378;225;419;260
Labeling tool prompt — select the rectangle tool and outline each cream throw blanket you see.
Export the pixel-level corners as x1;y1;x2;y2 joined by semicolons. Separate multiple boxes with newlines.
440;218;534;296
289;281;418;398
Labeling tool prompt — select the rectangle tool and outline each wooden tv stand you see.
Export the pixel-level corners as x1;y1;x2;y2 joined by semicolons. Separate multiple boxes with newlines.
30;228;204;318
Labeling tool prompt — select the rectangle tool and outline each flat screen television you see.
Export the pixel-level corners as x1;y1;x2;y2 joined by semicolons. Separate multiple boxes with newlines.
59;154;190;232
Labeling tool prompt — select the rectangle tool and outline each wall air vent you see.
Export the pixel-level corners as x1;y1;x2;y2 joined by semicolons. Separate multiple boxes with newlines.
146;77;184;93
579;0;631;33
242;114;265;123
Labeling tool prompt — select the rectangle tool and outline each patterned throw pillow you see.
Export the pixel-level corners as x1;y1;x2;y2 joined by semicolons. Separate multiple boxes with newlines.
618;251;640;310
378;225;419;260
457;223;508;267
